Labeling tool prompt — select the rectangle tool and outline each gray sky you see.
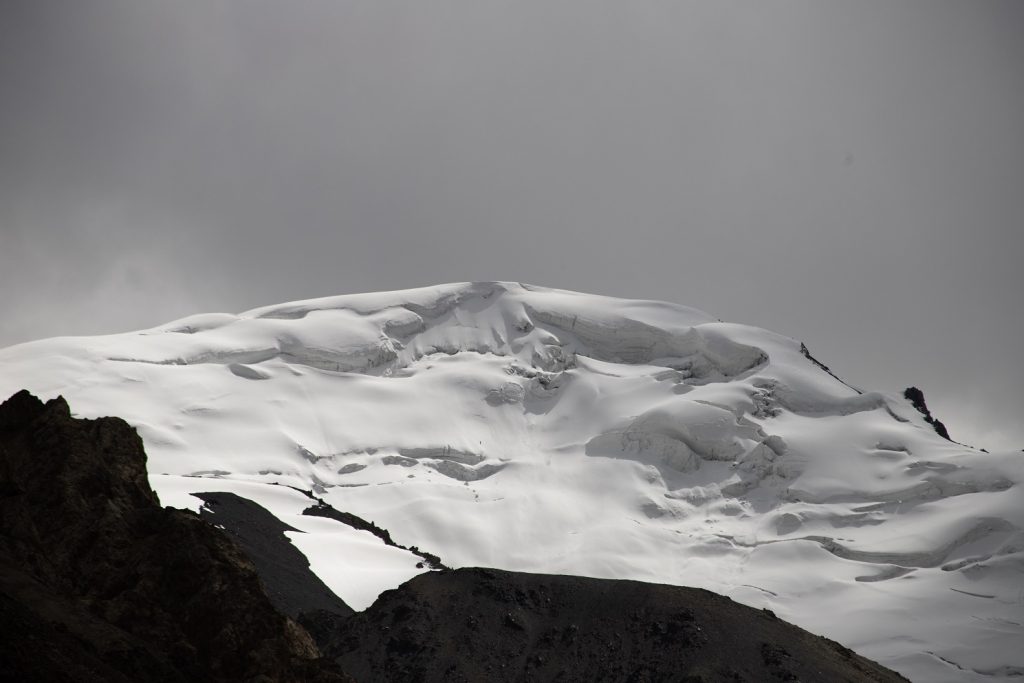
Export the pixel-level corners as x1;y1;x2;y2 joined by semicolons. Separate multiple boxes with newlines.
2;1;1022;450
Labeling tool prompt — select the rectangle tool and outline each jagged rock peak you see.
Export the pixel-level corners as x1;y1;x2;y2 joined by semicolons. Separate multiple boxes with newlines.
0;390;350;683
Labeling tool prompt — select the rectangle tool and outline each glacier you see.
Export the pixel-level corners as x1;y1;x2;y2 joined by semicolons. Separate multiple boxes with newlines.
1;281;1020;682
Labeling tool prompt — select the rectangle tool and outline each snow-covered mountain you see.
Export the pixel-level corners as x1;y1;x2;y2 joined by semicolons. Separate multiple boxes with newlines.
2;282;1020;682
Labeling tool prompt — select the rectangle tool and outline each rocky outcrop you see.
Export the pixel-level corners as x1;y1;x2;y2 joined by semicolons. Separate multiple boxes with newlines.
194;491;355;621
904;386;952;440
322;567;909;683
300;493;447;570
0;390;349;683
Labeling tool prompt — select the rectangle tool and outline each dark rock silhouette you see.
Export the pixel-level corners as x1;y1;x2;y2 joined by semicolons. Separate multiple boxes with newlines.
0;390;349;682
300;492;447;570
195;491;355;621
904;386;952;440
800;342;862;394
322;567;909;682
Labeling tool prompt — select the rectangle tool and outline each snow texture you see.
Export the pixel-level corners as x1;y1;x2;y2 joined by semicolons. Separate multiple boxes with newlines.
1;282;1020;682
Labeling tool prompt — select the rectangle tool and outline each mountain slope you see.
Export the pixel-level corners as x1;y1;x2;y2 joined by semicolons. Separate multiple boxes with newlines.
1;282;1021;681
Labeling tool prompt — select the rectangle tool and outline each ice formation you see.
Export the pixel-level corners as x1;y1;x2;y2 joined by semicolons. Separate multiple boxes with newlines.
1;282;1020;681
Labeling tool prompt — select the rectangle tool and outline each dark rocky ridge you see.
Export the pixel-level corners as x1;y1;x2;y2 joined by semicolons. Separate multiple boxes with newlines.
299;490;447;570
903;386;952;441
800;342;862;394
195;491;355;621
0;390;349;682
322;567;909;683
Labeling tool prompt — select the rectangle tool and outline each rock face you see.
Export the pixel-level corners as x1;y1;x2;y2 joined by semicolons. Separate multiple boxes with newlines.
324;568;908;683
0;390;349;683
903;386;952;441
194;491;355;622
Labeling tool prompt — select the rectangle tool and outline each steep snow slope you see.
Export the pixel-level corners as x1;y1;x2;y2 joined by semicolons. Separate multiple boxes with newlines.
1;282;1020;681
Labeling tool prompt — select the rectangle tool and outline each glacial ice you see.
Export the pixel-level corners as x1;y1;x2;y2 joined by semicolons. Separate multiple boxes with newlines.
1;281;1020;682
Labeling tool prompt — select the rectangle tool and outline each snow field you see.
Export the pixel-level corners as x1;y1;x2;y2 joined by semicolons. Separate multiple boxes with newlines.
2;281;1020;681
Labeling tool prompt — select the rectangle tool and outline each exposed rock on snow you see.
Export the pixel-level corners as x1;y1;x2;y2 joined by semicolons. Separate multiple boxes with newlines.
904;386;953;441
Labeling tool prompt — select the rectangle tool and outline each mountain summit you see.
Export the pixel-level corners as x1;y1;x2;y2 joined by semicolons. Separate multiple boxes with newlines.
1;282;1020;681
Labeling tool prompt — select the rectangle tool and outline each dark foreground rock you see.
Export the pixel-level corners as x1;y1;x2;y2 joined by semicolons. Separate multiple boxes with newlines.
324;567;908;683
0;390;349;683
195;491;355;622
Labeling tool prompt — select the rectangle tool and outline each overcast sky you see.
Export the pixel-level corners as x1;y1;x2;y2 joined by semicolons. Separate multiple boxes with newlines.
1;1;1021;450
